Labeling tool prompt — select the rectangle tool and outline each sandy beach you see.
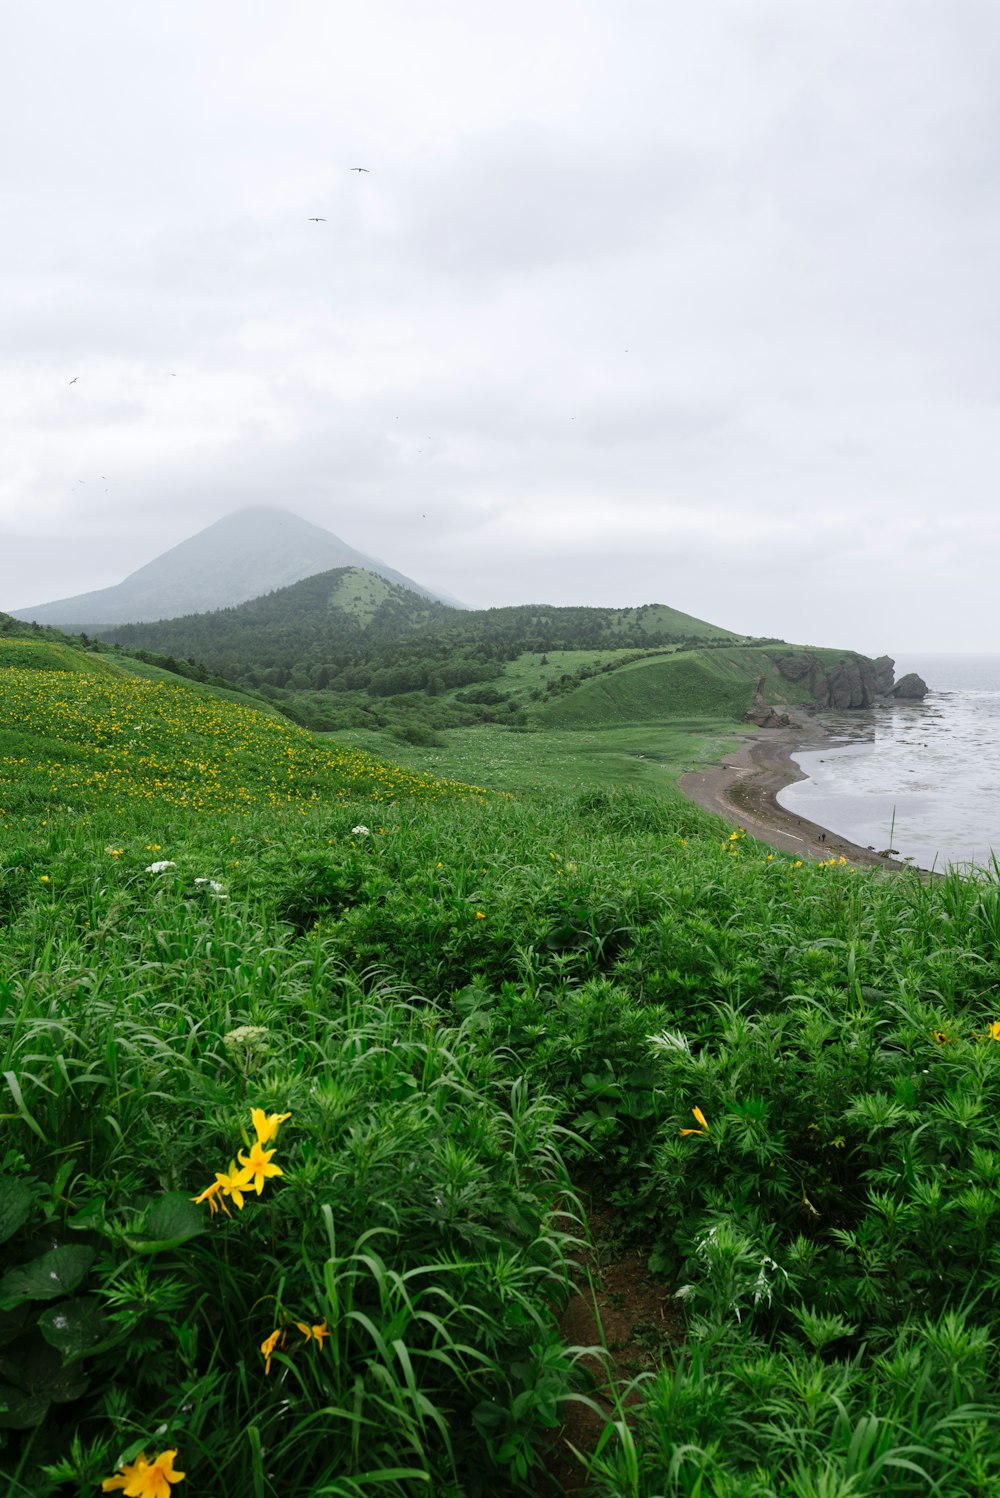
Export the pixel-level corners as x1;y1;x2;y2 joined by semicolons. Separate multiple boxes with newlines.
678;719;897;868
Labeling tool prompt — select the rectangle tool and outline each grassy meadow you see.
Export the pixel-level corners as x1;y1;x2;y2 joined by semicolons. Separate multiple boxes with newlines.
4;640;1000;1495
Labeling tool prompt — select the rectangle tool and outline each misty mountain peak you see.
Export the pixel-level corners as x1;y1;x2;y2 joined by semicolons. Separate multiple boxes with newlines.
11;508;459;631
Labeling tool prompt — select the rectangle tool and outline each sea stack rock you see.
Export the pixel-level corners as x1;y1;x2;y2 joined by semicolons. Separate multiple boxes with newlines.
826;658;876;708
892;672;929;700
873;656;895;696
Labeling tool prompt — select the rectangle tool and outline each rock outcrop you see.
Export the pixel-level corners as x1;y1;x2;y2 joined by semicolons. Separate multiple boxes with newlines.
891;672;929;700
767;651;929;710
745;673;792;728
873;655;896;696
773;653;877;708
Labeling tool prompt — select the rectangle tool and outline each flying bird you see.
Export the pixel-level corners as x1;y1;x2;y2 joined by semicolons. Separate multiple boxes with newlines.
350;166;370;173
68;376;78;385
308;216;327;221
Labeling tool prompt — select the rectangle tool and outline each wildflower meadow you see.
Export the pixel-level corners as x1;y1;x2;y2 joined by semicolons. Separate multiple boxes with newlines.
5;650;1000;1495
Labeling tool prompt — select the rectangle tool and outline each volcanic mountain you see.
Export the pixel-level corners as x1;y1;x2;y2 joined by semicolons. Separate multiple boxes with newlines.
10;507;461;630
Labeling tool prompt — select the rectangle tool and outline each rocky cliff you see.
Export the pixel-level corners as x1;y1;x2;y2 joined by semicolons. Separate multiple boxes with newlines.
769;652;927;710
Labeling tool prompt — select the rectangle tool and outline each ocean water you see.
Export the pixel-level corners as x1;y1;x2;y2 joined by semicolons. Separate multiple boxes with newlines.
776;654;1000;874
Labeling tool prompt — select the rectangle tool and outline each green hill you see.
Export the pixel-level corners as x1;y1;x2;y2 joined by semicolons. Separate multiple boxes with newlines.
537;644;870;728
0;633;121;675
83;570;752;734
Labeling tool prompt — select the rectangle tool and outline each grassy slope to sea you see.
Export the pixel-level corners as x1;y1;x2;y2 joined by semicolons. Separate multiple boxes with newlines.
4;637;1000;1497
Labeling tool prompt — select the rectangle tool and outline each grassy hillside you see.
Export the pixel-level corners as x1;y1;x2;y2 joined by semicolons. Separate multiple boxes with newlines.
6;646;1000;1495
539;650;758;726
536;645;857;729
0;634;121;675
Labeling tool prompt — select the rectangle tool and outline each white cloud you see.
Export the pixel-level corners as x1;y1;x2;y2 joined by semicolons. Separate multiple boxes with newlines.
2;2;1000;648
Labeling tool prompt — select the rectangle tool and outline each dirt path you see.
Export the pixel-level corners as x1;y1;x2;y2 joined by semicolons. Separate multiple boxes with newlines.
678;721;898;868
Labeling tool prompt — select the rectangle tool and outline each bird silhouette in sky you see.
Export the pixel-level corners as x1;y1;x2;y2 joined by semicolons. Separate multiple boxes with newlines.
68;377;78;385
351;167;370;173
308;216;326;221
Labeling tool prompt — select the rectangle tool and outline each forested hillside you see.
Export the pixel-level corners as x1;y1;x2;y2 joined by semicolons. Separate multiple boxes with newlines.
96;567;745;688
84;567;762;735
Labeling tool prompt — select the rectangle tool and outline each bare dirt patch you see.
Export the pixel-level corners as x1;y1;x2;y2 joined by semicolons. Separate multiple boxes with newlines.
535;1198;685;1496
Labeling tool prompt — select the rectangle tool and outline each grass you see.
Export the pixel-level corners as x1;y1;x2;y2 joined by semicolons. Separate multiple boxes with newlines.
327;722;746;797
4;647;1000;1495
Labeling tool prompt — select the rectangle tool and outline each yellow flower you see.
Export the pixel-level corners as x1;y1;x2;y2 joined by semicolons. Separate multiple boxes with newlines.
680;1106;710;1137
250;1108;291;1145
101;1449;185;1497
261;1327;284;1374
39;874;50;883
214;1159;254;1211
988;1021;1000;1042
238;1139;284;1194
190;1179;228;1217
475;911;486;919
295;1316;329;1346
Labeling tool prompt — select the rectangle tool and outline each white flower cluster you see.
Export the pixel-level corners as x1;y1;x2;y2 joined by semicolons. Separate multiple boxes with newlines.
145;860;176;873
351;825;370;836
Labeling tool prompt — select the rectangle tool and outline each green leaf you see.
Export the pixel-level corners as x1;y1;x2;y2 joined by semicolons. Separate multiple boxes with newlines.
38;1296;108;1360
0;1245;95;1310
0;1304;28;1350
124;1191;206;1253
0;1334;89;1424
0;1381;51;1429
0;1176;33;1245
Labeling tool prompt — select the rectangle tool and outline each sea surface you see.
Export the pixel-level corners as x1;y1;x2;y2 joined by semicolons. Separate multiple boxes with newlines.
776;654;1000;874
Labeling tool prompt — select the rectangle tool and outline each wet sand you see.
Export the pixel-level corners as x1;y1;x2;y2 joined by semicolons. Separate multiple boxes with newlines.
678;720;899;868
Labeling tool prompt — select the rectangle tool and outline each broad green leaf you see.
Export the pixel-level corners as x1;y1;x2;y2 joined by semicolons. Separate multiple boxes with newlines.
0;1177;33;1245
0;1304;28;1350
124;1191;206;1253
67;1197;107;1232
38;1296;108;1359
0;1245;95;1310
0;1381;51;1429
0;1333;89;1405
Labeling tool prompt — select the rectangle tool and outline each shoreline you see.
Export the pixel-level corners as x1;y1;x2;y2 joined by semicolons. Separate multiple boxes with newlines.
678;717;899;869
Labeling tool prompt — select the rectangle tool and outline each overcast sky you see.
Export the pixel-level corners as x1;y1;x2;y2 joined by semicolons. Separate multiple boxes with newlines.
2;2;998;654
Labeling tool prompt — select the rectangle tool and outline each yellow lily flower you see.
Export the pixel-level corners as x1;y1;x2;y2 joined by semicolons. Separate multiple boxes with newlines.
251;1108;291;1144
261;1328;284;1374
680;1106;710;1137
102;1448;185;1497
215;1159;254;1211
190;1179;229;1216
295;1317;330;1346
238;1139;284;1194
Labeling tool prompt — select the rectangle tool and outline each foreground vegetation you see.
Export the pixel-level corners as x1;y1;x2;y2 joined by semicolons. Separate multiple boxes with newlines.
3;641;1000;1496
